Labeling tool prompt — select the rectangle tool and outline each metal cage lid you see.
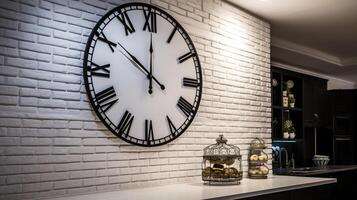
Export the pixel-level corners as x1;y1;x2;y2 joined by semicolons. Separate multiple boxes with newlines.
203;135;240;157
250;137;266;149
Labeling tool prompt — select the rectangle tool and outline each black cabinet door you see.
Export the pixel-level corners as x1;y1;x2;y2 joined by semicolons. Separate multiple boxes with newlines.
333;136;354;164
290;184;333;200
303;77;327;127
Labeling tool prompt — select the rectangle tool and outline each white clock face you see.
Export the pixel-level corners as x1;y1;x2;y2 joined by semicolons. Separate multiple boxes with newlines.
83;3;202;146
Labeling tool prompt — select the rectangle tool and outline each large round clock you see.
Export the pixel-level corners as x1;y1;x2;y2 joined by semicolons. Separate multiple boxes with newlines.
83;3;202;146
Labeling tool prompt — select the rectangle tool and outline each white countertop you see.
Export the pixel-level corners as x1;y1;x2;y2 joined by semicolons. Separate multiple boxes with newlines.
46;176;336;200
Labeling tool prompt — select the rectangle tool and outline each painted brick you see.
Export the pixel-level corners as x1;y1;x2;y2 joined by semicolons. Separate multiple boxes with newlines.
69;1;99;14
20;4;53;19
53;91;81;100
54;163;82;172
108;175;131;184
0;30;36;42
45;0;66;6
0;176;5;185
20;50;52;62
68;121;82;129
0;86;19;96
83;154;106;161
0;137;20;146
83;177;108;186
20;88;51;98
54;4;82;17
21;137;52;146
22;182;53;192
96;168;119;177
68;146;95;154
0;0;271;199
38;18;66;32
21;164;54;173
6;77;37;88
38;99;66;108
107;160;129;168
70;170;96;179
0;184;22;194
54;138;81;146
0;96;18;105
40;0;53;10
6;57;37;69
0;7;19;21
0;37;17;48
20;22;52;36
19;41;52;54
0;46;18;57
54;179;82;189
0;18;18;30
0;66;19;77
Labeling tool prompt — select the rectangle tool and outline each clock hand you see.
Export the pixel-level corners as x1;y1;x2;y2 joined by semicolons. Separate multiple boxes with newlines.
117;42;165;90
148;34;153;94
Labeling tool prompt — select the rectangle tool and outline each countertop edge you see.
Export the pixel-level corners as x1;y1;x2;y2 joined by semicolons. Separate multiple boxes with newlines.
42;176;337;200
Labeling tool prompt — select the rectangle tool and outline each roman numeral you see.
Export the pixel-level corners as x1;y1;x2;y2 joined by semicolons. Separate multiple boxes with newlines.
143;9;157;33
183;77;198;87
117;110;134;136
167;26;177;43
145;119;154;144
90;62;110;78
177;96;194;117
95;31;117;53
117;12;135;36
166;116;177;136
178;52;195;63
95;86;118;113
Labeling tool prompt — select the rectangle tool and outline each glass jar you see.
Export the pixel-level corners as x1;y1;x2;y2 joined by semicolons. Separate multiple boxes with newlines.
202;135;243;185
248;138;269;179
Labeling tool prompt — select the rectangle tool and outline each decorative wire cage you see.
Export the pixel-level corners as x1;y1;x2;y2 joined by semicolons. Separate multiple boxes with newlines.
248;138;269;179
202;135;243;185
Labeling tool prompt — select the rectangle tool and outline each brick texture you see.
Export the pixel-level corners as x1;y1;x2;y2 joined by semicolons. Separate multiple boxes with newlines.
0;0;271;199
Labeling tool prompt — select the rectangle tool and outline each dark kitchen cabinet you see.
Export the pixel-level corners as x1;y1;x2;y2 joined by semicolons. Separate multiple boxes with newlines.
285;168;357;200
303;76;328;127
334;136;354;164
355;90;357;163
239;184;334;200
271;66;329;167
302;76;328;166
305;169;357;200
328;90;355;164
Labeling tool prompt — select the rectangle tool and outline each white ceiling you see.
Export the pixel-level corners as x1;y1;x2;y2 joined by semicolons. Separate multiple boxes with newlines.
227;0;357;84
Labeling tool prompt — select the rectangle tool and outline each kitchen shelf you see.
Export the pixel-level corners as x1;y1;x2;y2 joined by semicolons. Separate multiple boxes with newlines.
272;139;304;143
273;105;302;112
271;68;303;141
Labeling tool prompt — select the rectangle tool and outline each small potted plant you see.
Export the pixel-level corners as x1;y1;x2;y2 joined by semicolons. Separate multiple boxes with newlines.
289;95;295;108
289;126;296;139
283;120;293;139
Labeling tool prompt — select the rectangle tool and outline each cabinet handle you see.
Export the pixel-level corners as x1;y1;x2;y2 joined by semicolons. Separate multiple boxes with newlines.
335;138;351;141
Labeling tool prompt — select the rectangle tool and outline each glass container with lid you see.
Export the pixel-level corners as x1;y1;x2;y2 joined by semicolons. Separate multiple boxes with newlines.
202;134;243;185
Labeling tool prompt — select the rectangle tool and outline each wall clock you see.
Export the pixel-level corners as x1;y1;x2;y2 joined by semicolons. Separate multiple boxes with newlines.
83;2;202;146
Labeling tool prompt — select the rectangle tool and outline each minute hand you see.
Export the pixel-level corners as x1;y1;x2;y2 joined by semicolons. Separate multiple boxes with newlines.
117;42;165;90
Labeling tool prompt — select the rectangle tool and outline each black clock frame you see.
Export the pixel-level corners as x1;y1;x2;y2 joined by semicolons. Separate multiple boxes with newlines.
83;2;203;147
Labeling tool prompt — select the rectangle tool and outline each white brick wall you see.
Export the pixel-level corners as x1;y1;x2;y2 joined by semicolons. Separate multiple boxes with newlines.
0;0;271;199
